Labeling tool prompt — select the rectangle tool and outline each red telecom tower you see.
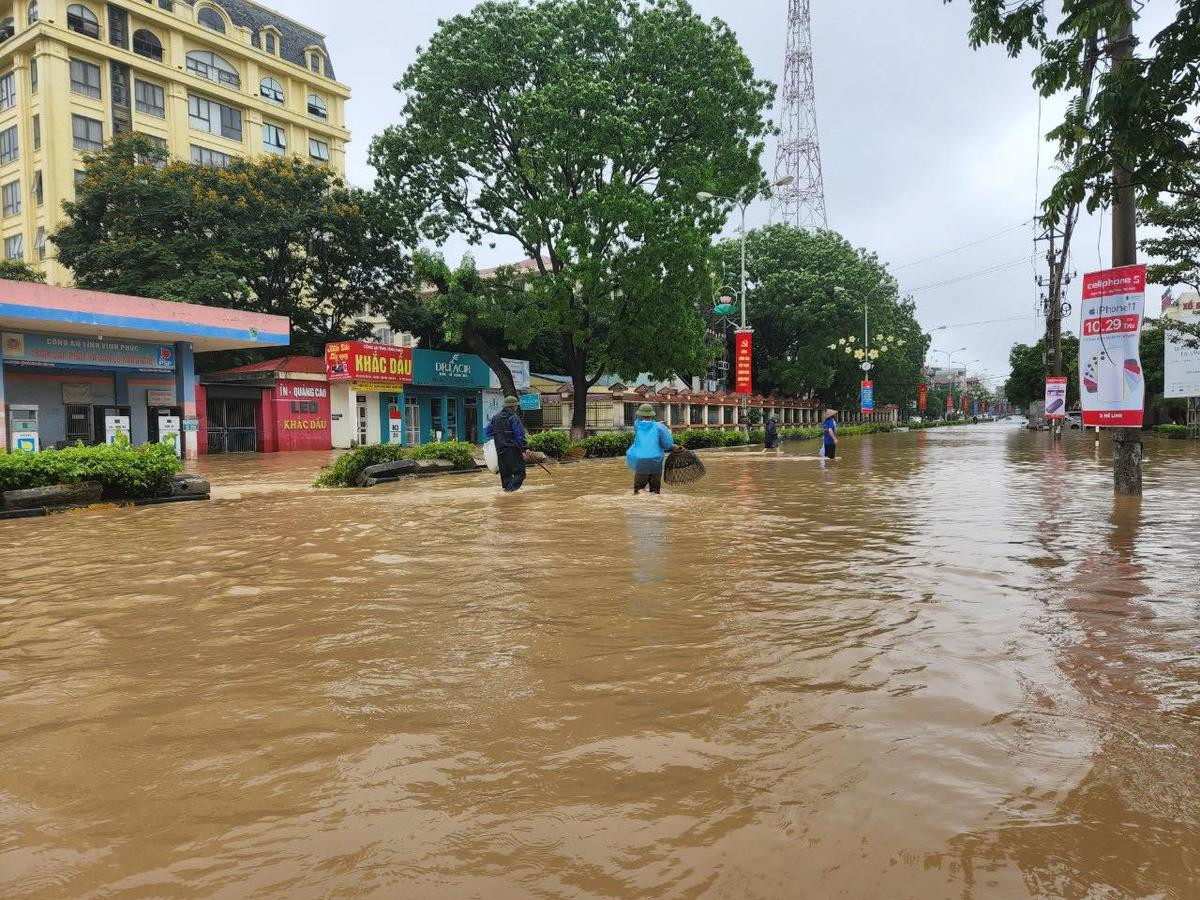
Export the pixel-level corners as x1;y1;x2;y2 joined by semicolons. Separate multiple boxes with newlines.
772;0;828;231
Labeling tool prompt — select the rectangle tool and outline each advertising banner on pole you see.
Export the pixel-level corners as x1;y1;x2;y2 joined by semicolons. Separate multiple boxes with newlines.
1044;376;1068;419
1164;292;1200;399
734;330;753;395
961;393;969;415
918;383;927;412
945;392;953;414
1079;264;1146;427
860;380;874;414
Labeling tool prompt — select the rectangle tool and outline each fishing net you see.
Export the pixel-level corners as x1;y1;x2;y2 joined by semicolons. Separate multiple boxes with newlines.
663;448;706;484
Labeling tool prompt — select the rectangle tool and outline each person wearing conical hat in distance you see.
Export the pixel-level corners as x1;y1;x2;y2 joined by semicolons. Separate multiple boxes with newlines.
625;403;679;495
822;408;838;460
485;396;529;492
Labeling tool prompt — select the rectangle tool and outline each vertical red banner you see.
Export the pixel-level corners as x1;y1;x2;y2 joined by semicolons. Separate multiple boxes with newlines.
918;383;928;412
734;330;753;395
961;393;969;415
945;393;953;414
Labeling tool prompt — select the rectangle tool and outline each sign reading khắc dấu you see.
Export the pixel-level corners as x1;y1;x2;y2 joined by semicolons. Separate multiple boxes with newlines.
325;341;413;392
2;332;176;371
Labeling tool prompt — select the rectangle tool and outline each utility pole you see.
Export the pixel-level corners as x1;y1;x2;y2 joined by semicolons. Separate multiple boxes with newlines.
1110;0;1142;496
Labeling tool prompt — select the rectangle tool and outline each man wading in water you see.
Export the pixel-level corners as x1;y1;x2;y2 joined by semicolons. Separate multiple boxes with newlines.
822;408;838;460
486;396;529;492
625;403;679;495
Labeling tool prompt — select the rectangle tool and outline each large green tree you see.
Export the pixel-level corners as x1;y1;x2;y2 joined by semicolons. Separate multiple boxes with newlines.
947;0;1200;222
1141;171;1200;350
370;0;774;434
715;226;929;409
53;135;414;358
1005;334;1081;410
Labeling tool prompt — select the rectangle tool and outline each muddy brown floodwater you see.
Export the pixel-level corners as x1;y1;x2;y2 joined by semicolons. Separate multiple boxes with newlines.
2;425;1199;898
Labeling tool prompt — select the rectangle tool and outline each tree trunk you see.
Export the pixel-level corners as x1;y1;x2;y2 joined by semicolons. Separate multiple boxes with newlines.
462;324;518;398
569;367;590;441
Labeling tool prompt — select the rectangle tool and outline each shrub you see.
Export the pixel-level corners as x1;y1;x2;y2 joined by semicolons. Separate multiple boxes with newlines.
720;430;748;446
407;440;478;469
578;431;633;457
677;429;727;449
0;442;181;499
314;443;408;487
528;430;573;458
1152;424;1191;439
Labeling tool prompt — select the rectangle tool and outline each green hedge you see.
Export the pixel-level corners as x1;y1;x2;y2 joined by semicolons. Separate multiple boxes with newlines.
1151;424;1192;439
0;443;181;498
578;431;634;457
527;430;574;458
315;441;478;488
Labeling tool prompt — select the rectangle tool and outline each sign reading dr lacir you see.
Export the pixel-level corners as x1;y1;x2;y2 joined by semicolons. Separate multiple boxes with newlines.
325;341;413;391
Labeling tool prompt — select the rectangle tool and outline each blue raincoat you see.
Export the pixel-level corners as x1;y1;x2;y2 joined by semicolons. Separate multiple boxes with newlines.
625;419;674;475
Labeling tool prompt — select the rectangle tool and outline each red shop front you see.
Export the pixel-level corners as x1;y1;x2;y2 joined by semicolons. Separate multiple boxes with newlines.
198;356;331;454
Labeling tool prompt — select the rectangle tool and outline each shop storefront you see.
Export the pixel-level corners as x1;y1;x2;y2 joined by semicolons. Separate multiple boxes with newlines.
325;341;414;449
408;350;494;444
199;357;331;454
0;281;288;458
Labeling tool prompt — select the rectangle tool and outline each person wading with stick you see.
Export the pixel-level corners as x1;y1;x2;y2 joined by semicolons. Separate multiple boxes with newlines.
626;403;679;495
764;415;780;450
822;408;838;460
486;396;530;492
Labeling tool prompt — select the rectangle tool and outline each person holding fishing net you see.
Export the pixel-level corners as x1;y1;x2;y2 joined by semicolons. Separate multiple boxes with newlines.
625;403;704;494
486;396;534;492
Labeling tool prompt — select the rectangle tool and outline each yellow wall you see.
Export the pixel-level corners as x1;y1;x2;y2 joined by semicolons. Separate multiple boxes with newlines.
0;0;351;285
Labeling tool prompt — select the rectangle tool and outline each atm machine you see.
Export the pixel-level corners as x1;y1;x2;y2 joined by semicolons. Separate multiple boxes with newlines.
7;404;39;452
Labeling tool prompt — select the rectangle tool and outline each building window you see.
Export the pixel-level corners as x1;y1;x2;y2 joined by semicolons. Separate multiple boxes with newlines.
262;122;286;155
2;180;20;217
74;169;86;188
72;114;103;151
31;170;41;205
66;4;100;39
190;144;231;168
31;115;39;150
0;18;14;43
0;126;18;165
186;50;240;89
188;94;242;141
5;233;23;260
107;5;128;49
26;1;37;26
264;32;276;55
135;79;165;117
133;29;163;62
35;226;45;260
0;72;14;110
308;138;329;162
306;94;327;120
197;6;225;33
29;58;36;94
70;58;102;99
259;77;284;104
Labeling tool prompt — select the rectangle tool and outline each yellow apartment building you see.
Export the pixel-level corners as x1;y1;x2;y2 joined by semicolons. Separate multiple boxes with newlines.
0;0;350;285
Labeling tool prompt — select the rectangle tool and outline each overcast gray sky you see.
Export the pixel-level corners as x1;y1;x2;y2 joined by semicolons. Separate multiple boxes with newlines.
281;0;1177;386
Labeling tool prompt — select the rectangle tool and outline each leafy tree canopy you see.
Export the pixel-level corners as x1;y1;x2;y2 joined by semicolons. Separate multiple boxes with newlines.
53;134;414;359
370;0;774;430
715;225;930;408
946;0;1200;222
0;260;46;283
1005;334;1080;409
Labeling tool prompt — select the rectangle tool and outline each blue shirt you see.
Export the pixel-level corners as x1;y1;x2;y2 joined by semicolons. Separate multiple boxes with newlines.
625;419;674;474
823;417;837;446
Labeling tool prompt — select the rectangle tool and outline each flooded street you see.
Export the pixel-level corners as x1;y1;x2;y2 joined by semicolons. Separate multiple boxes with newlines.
2;425;1198;898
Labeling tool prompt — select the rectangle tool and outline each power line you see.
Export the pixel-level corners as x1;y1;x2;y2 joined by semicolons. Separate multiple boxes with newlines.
903;255;1036;294
892;220;1033;271
930;313;1037;331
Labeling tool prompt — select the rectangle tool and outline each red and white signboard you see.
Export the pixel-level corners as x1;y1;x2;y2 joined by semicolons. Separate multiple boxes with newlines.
325;341;413;393
918;383;928;412
1044;376;1068;419
1079;264;1146;428
734;330;753;395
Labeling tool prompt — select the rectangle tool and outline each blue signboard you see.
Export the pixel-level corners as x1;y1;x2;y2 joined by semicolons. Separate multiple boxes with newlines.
519;393;542;411
411;350;491;389
860;380;875;413
1;331;175;371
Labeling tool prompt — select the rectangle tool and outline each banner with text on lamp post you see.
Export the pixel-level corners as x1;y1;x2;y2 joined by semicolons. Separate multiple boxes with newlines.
1044;376;1068;419
860;380;874;414
918;383;927;412
734;330;753;395
1079;264;1146;427
945;392;953;414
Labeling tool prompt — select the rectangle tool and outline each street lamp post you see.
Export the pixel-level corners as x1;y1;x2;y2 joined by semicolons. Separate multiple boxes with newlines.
698;176;794;331
930;347;967;418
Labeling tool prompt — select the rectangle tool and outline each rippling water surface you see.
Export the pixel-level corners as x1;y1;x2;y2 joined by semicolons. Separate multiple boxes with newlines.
2;425;1198;898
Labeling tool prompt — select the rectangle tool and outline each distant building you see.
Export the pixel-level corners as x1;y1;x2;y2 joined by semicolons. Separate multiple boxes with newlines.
0;0;349;285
